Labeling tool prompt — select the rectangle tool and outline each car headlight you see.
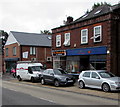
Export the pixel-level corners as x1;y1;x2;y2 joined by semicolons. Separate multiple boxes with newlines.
59;77;66;81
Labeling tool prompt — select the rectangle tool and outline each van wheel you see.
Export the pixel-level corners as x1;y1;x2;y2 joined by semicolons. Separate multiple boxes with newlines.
31;77;35;83
41;78;45;85
17;76;22;81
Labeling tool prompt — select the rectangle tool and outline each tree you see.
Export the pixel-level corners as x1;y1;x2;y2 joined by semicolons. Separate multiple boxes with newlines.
40;30;52;35
0;30;8;55
92;2;111;10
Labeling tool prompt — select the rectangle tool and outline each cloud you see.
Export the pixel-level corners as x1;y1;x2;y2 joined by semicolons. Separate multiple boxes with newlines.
0;0;119;33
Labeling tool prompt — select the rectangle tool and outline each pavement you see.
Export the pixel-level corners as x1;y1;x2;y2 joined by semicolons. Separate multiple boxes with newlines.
1;73;120;101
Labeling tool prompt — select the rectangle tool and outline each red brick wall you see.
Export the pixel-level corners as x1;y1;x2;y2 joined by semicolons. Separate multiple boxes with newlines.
21;46;52;68
4;43;20;58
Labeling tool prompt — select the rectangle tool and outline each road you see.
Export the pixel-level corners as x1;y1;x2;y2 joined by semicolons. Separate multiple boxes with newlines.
1;79;119;106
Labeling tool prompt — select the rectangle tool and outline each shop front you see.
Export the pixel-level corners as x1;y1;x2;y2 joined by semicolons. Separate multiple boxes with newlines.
52;50;66;70
66;46;107;73
4;58;19;73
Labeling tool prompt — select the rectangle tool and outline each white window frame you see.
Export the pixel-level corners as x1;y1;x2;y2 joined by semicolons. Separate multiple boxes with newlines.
56;35;61;47
81;29;88;44
13;47;16;56
30;47;36;55
63;33;70;46
6;48;8;56
94;25;102;43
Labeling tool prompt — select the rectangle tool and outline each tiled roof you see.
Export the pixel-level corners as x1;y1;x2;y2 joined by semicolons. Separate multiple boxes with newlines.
10;31;51;47
52;3;120;30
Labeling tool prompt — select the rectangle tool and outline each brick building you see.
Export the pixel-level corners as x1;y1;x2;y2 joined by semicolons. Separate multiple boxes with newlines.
52;4;120;76
4;31;52;73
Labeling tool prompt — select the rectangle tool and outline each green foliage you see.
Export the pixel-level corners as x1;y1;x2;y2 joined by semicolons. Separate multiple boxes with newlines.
40;30;51;35
92;2;111;10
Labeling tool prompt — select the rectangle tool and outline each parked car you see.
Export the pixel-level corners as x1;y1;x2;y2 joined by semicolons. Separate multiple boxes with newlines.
16;61;43;82
78;70;120;92
40;69;75;87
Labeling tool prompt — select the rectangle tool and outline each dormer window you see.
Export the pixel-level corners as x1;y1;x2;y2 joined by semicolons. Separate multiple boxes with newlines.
94;9;102;14
94;25;102;43
63;33;70;46
56;35;61;47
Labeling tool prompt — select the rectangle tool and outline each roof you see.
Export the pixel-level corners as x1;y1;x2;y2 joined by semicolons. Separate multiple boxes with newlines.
52;3;120;30
73;4;120;23
10;31;51;47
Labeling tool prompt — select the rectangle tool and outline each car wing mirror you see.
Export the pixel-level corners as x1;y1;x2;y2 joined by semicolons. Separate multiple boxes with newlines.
96;76;100;79
50;73;54;76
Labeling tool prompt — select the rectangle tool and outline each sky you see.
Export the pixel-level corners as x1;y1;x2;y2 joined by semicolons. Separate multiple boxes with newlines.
0;0;120;34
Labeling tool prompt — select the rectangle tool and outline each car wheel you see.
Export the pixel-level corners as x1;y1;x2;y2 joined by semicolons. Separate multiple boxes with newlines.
102;83;110;92
17;76;22;81
54;80;60;87
31;77;35;83
79;81;85;89
41;78;45;85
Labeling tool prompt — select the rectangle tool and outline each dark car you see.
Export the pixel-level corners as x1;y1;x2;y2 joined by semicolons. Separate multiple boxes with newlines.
40;69;75;87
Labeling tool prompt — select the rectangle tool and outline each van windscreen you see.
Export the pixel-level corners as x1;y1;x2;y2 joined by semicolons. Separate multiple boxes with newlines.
31;66;42;72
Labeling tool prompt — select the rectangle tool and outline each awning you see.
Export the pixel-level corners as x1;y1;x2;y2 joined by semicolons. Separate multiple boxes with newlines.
5;58;19;61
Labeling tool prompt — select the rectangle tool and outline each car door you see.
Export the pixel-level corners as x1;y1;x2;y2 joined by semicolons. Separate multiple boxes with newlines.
90;72;102;88
82;72;91;86
48;70;54;83
43;70;49;82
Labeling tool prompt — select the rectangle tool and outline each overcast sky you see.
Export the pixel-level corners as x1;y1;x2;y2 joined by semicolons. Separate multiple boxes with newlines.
0;0;119;34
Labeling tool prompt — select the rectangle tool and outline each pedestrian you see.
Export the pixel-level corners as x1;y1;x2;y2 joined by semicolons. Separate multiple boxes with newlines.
11;68;16;78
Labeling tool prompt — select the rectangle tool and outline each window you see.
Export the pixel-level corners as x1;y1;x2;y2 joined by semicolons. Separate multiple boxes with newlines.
91;72;100;79
13;47;16;56
83;72;90;78
56;35;61;47
81;29;88;44
30;47;36;55
94;25;102;42
6;48;8;56
63;33;70;46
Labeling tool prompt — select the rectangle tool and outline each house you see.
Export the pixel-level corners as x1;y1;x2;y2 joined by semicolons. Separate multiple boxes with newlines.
4;31;52;73
52;3;120;76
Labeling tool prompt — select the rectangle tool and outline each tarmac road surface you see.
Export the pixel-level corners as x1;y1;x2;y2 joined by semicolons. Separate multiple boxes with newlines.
1;80;119;106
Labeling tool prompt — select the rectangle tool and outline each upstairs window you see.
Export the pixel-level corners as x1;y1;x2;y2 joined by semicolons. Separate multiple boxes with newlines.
30;47;36;55
13;47;16;56
63;33;70;46
94;25;102;43
81;29;88;44
56;35;61;47
6;48;8;56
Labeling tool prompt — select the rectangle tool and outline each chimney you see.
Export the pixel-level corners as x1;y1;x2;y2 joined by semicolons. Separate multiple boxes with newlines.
66;16;73;24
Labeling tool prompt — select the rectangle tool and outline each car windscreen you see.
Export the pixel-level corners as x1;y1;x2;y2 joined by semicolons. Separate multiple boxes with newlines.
31;66;43;72
98;71;115;78
54;69;67;75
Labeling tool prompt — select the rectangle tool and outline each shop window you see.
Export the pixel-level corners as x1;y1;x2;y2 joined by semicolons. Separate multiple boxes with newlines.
94;25;102;43
13;47;16;56
81;29;88;44
30;47;36;55
56;35;61;47
63;33;70;46
6;48;8;56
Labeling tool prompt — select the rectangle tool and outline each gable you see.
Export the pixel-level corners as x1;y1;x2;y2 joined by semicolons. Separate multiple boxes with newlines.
5;32;19;46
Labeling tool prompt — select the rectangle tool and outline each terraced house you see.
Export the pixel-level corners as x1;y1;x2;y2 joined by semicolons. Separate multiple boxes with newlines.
4;31;52;73
52;3;120;76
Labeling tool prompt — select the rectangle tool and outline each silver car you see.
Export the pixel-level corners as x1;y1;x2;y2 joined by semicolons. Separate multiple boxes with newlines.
78;70;120;92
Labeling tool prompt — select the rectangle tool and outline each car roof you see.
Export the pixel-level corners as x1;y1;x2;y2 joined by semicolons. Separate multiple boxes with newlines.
82;70;106;72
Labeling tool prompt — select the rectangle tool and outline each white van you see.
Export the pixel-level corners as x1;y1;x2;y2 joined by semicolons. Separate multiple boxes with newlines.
16;61;43;82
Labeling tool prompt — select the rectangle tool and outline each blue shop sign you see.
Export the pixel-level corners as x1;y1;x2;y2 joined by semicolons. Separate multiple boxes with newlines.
67;46;107;56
